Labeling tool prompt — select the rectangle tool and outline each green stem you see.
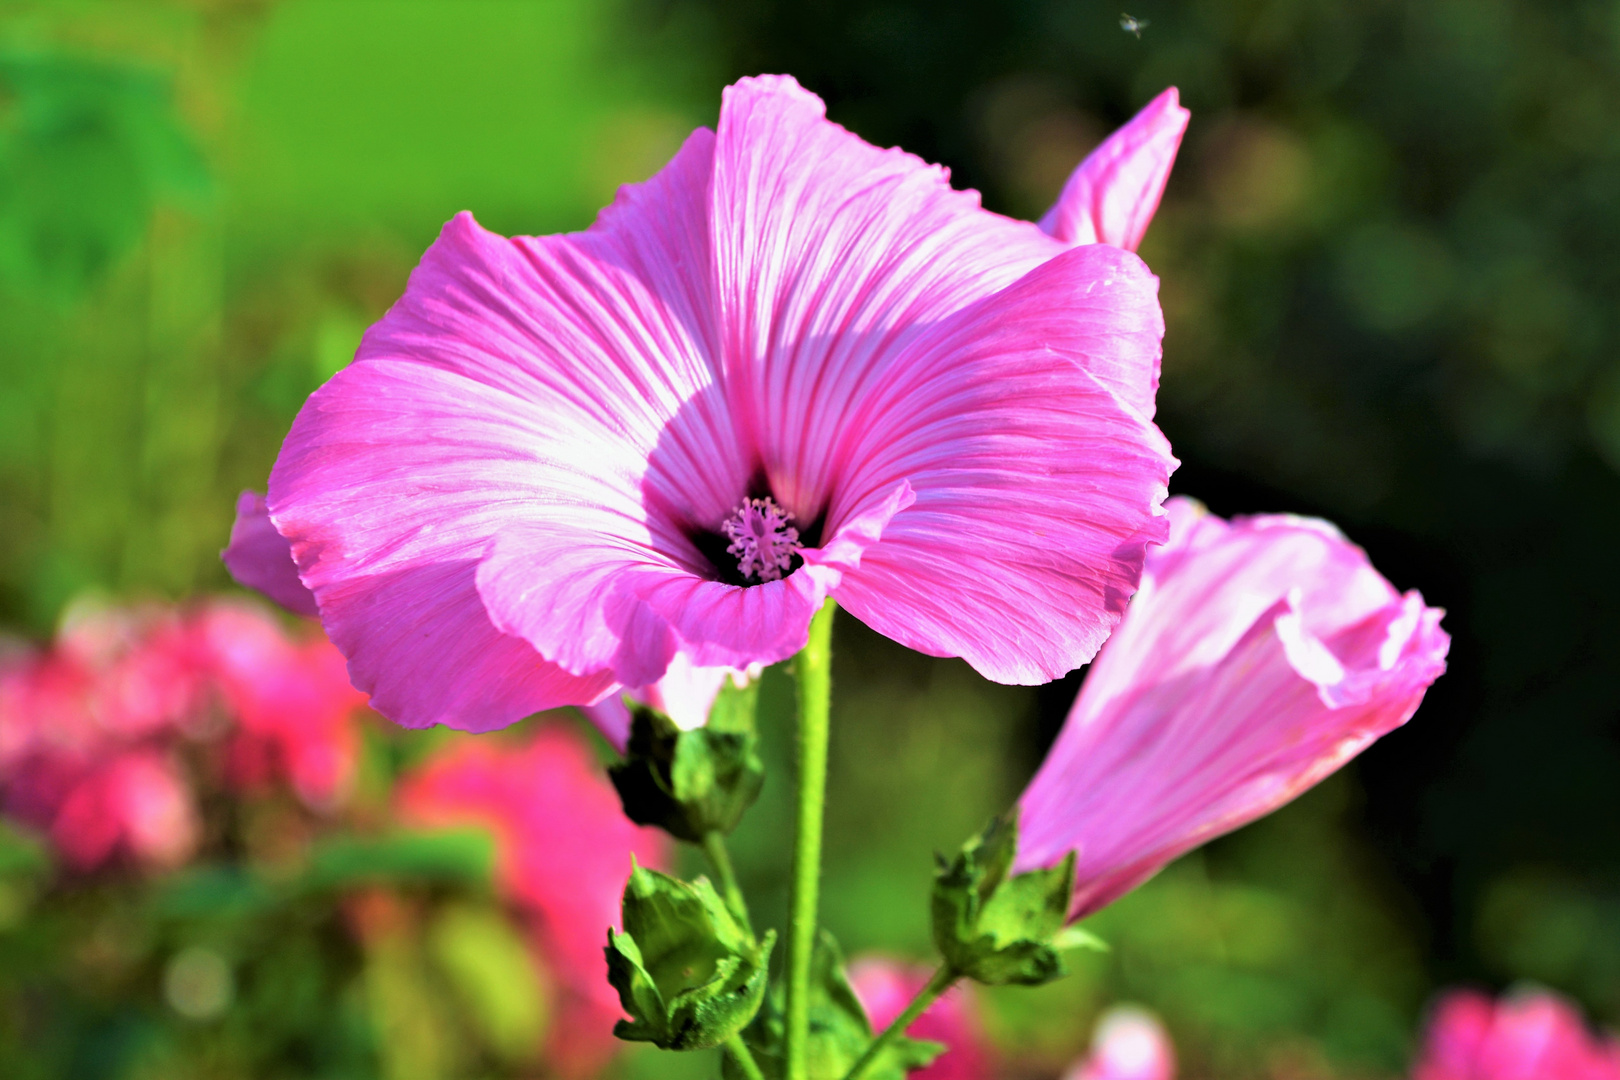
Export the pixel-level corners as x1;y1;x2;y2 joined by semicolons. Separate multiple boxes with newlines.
726;1035;767;1080
841;964;957;1080
784;599;836;1080
702;829;752;935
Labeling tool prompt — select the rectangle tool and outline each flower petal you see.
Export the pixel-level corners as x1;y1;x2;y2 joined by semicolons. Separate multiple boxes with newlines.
269;130;733;731
709;75;1067;517
1016;554;1449;918
830;244;1176;685
1039;87;1189;252
221;491;318;617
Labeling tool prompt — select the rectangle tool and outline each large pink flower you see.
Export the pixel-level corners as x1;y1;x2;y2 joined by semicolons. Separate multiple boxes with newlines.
848;957;992;1080
1040;88;1189;252
396;723;669;1075
1015;497;1449;918
1413;989;1620;1080
262;75;1175;733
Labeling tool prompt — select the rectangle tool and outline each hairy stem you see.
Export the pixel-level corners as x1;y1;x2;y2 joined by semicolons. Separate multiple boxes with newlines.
726;1034;767;1080
784;599;836;1080
703;829;752;935
841;964;957;1080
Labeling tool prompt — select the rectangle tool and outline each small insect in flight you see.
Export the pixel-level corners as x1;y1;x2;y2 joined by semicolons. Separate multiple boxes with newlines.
1120;12;1150;38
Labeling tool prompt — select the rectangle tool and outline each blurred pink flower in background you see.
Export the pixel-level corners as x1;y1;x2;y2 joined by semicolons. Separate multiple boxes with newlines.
1413;988;1620;1080
396;722;669;1076
1040;87;1189;252
848;956;993;1080
197;600;369;810
259;73;1175;739
1016;496;1450;918
46;748;199;870
1066;1006;1176;1080
0;602;209;870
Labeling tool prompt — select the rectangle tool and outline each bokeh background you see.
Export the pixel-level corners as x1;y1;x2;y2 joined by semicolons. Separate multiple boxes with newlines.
1;0;1618;1077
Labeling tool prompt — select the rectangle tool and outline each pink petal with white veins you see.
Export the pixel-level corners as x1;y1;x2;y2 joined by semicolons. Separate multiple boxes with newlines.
832;245;1175;685
1040;87;1189;253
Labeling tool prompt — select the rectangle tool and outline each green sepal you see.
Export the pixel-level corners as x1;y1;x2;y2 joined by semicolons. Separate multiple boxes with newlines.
605;862;775;1050
931;810;1083;986
723;930;944;1080
608;680;765;843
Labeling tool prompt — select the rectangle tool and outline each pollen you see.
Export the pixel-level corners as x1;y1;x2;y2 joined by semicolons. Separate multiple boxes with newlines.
722;497;801;583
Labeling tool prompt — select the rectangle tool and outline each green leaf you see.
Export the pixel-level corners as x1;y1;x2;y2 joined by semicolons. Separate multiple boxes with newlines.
932;811;1088;986
609;683;765;842
607;863;774;1051
429;902;548;1065
299;830;496;893
0;49;210;298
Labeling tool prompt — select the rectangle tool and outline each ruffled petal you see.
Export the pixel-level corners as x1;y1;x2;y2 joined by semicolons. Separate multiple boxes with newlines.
221;491;318;617
1014;503;1451;919
270;131;730;731
830;245;1176;685
709;75;1067;518
1078;497;1402;723
1039;87;1189;252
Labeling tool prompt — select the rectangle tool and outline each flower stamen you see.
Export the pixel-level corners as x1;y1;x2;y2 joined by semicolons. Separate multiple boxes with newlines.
722;497;801;583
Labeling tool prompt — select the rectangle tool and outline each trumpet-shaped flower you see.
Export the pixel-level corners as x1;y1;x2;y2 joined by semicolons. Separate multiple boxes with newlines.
849;957;992;1080
263;74;1175;734
1015;497;1449;918
1066;1007;1176;1080
1414;989;1620;1080
1040;88;1189;252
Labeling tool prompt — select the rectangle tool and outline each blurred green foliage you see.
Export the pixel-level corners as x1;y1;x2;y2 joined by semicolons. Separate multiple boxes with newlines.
2;0;1619;1078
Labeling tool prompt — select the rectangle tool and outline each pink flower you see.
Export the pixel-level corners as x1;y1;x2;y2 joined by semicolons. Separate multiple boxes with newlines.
1039;88;1190;252
1015;497;1449;918
222;491;319;617
1065;1007;1176;1080
263;74;1175;734
47;748;199;871
1413;989;1620;1080
196;601;368;810
396;723;669;1076
848;957;993;1080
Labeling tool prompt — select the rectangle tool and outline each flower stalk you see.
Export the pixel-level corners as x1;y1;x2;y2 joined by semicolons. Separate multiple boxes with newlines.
784;599;836;1080
703;829;751;935
842;964;957;1080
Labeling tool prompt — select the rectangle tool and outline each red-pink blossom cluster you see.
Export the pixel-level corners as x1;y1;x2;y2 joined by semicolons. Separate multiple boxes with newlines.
0;599;367;871
394;723;670;1077
1415;989;1620;1080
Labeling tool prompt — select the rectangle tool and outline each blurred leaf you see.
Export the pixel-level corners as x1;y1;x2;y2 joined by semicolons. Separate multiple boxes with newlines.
428;901;548;1065
301;829;495;893
0;48;209;298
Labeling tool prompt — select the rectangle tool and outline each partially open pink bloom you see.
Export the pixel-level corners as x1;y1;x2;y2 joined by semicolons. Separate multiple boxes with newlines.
1066;1007;1176;1080
264;74;1174;735
1413;989;1620;1080
396;723;669;1076
223;491;320;617
1040;88;1189;252
849;957;992;1080
1015;497;1449;918
197;601;369;810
